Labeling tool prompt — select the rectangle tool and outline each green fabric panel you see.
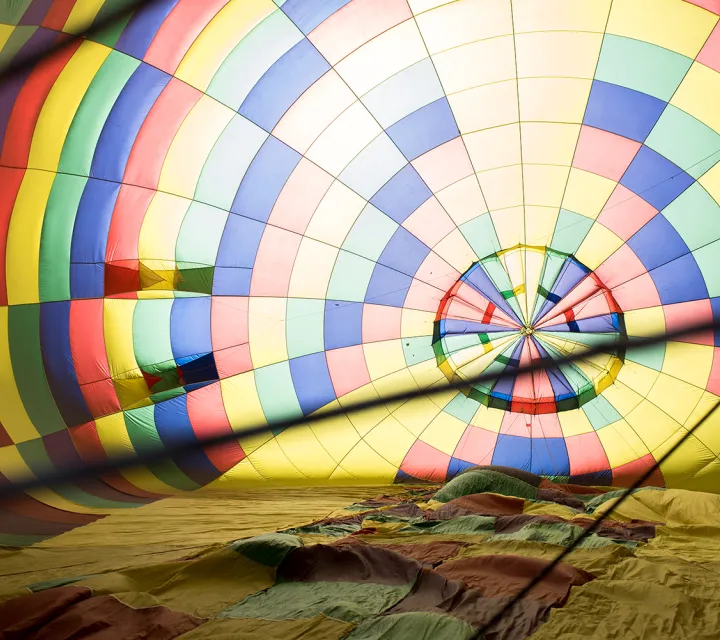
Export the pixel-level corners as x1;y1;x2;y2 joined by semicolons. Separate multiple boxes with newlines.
132;299;174;374
283;522;361;537
58;51;139;176
0;25;35;68
326;252;374;303
460;212;501;261
595;34;692;101
581;395;622;431
195;116;268;211
549;210;593;257
39;174;87;303
347;612;476;640
663;183;720;251
220;581;413;623
625;342;665;371
342;205;398;262
15;438;134;509
206;9;303;111
176;202;228;267
0;0;33;25
396;515;496;535
8;305;67;436
402;336;435;366
443;393;481;423
694;239;720;297
286;298;325;359
254;362;303;424
492;522;616;549
88;10;133;47
230;533;303;567
123;406;199;491
646;106;720;179
0;532;47;546
434;469;538;502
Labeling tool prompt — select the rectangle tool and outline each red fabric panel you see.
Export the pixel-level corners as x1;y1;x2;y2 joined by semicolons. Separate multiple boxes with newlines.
186;382;244;473
143;0;231;75
105;184;154;263
0;167;24;306
123;78;202;190
41;0;77;30
69;299;121;418
0;39;81;168
612;454;665;488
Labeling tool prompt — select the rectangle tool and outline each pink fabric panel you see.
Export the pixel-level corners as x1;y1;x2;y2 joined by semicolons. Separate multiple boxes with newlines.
536;275;600;326
565;431;610;476
595;243;649;289
414;252;460;294
610;273;662;311
404;278;446;312
707;348;720;395
362;304;402;342
612;454;664;488
211;297;252;378
105;185;154;263
663;299;714;345
412;138;474;192
268;159;334;234
249;226;302;296
309;0;412;65
684;0;720;16
453;426;498;465
400;440;451;482
327;345;371;397
572;125;641;181
403;198;456;248
597;185;658;241
698;21;720;72
528;413;563;438
450;282;519;326
500;411;533;437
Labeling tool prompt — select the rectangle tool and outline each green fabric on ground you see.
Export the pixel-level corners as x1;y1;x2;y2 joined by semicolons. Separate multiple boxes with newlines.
434;470;538;503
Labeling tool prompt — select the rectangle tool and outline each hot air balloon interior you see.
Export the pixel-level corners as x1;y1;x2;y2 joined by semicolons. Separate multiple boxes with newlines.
1;0;720;638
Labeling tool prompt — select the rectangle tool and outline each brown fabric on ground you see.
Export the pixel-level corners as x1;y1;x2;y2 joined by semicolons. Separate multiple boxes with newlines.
277;538;421;585
434;493;525;519
435;554;594;605
572;517;658;543
494;514;567;534
0;586;203;639
379;541;469;565
536;489;586;510
388;567;551;639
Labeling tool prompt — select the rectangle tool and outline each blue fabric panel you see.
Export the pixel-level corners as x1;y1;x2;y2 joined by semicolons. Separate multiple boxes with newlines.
114;0;180;59
441;319;518;335
542;314;620;333
212;267;253;296
91;63;170;182
369;164;432;224
492;434;531;470
550;259;589;300
650;253;708;305
365;265;412;307
377;227;431;276
71;179;120;264
386;98;459;161
712;298;720;347
324;300;363;350
170;297;212;360
530;438;570;476
620;145;694;210
289;352;336;415
532;338;575;397
281;0;353;33
154;395;220;485
239;39;331;131
231;136;301;222
628;214;689;271
583;80;666;142
39;301;92;427
216;214;266;268
70;263;105;299
464;265;522;324
447;457;477;478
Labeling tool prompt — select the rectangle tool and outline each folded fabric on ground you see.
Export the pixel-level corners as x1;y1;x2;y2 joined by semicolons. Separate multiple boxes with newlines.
2;467;719;639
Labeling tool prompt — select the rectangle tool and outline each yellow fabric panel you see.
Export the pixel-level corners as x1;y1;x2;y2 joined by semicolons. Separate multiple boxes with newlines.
607;0;718;59
175;0;275;91
158;96;235;199
521;123;580;166
138;192;190;263
523;164;569;208
401;308;435;339
518;77;592;123
524;206;560;248
304;182;365;247
470;405;505;433
561;168;615;219
647;372;704;425
288;238;338;298
515;31;603;79
574;222;623;270
275;425;339;479
433;227;479;272
625;398;680;452
479;165;523;211
513;0;611;33
393;396;443;437
0;307;38;442
522;500;578;520
220;372;270;454
699;159;720;203
661;341;713;389
364;415;417;467
621;306;666;338
248;297;288;368
364;340;407;380
0;444;34;483
28;40;109;172
559;408;595;437
601;381;644;416
420;410;468;456
596;419;650;467
339;384;391;437
63;0;104;34
5;170;54;305
0;24;13;50
335;439;398;482
307;410;362;462
247;437;307;482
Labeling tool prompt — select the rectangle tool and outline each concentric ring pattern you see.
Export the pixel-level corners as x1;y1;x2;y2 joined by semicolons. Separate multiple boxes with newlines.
2;0;720;535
